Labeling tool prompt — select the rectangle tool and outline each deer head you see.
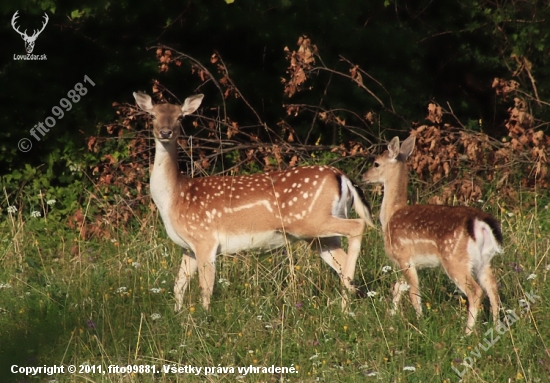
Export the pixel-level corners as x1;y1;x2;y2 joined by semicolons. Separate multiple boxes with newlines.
133;92;204;143
11;11;49;54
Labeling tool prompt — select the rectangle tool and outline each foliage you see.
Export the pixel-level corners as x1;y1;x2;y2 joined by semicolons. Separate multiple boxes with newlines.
2;1;550;229
75;39;549;239
406;111;549;205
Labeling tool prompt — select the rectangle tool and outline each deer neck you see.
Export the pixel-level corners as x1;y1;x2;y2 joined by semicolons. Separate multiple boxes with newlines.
380;166;409;230
150;140;181;216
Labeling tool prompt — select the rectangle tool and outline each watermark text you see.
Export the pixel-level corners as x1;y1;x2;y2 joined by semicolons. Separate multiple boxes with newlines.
452;289;541;378
18;75;95;152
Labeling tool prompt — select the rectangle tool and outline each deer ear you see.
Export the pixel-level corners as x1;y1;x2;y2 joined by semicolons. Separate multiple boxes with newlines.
182;94;204;116
399;135;416;159
387;136;400;160
133;92;154;112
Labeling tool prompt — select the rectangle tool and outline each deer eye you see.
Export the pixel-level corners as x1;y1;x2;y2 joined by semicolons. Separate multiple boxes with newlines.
373;162;380;168
177;115;184;122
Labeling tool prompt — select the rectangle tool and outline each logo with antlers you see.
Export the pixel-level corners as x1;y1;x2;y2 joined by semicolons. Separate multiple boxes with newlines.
11;11;49;54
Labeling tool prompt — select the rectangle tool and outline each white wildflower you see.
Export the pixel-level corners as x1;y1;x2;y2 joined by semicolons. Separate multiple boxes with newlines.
46;199;56;206
132;262;141;268
526;273;536;280
31;211;41;218
150;313;161;320
149;288;162;294
7;206;17;214
110;238;118;243
256;315;263;320
218;278;231;287
116;286;127;294
366;372;378;376
507;212;514;217
546;264;550;271
381;265;392;273
0;283;12;289
398;282;410;292
309;354;319;360
366;290;377;298
403;366;416;371
348;311;356;317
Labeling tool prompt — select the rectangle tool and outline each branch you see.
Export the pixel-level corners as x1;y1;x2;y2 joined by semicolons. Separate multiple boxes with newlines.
311;66;386;108
148;45;228;121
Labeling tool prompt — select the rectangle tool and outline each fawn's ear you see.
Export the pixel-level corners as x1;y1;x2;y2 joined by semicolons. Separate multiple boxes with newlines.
133;92;155;112
387;136;400;160
399;135;416;160
182;94;204;116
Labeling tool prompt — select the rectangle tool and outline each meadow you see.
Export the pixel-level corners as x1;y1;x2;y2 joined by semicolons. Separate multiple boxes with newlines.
1;172;549;383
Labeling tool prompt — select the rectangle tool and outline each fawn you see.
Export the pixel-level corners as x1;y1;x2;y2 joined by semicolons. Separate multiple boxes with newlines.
362;135;502;334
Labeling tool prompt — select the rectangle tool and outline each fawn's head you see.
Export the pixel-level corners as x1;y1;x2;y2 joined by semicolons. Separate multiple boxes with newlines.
133;92;204;143
362;135;416;184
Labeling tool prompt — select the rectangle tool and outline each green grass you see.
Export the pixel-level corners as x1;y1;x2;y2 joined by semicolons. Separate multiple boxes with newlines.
1;190;549;383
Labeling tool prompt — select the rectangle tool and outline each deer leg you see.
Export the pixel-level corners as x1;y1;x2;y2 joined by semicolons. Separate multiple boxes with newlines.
310;217;365;290
342;220;366;291
174;253;198;312
314;237;351;290
299;217;365;309
477;264;500;323
400;262;422;318
314;236;354;310
444;262;484;335
390;279;405;315
196;245;218;310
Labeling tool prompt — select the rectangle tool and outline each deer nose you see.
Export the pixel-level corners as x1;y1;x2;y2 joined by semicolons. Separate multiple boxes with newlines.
159;129;173;139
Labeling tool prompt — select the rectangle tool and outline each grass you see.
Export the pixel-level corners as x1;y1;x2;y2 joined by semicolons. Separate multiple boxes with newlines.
1;187;549;383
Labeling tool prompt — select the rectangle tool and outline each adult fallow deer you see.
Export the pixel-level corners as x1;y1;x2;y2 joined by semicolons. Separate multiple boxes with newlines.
133;91;374;311
362;135;502;334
